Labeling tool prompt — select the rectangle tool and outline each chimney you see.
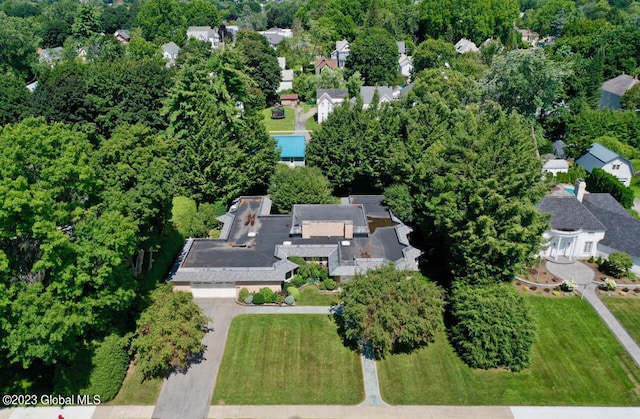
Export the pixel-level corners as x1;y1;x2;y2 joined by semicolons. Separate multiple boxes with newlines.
574;179;586;202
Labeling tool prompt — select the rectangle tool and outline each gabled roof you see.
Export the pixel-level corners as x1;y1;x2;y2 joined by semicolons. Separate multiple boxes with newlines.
575;142;634;174
537;188;606;232
273;135;305;159
317;88;349;102
455;38;479;54
359;86;394;105
601;74;640;97
553;140;567;158
162;42;180;55
542;159;568;171
583;193;640;258
313;56;338;70
114;29;130;40
396;41;406;55
335;39;350;52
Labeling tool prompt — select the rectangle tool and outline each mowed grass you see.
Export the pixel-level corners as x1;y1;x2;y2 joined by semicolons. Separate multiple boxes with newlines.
602;297;640;345
262;107;295;132
212;314;363;405
108;363;163;405
296;285;340;306
378;296;640;405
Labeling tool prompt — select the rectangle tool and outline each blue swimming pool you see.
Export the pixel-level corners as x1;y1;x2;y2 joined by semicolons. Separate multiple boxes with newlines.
565;187;575;195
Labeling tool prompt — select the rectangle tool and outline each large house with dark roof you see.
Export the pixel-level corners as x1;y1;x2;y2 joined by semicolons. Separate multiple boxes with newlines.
169;195;421;297
599;74;640;109
538;182;640;273
575;142;634;186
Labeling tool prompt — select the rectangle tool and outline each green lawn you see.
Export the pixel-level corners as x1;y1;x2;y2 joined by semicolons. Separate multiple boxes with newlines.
212;314;364;405
262;107;295;132
378;296;640;405
602;297;640;345
631;176;640;200
108;363;163;405
632;159;640;173
296;285;340;306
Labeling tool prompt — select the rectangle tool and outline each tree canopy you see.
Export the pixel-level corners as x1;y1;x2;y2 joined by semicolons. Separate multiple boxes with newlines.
345;27;399;86
339;264;445;359
268;166;334;213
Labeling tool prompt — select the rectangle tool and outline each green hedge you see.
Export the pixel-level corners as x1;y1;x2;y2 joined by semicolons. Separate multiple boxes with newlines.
586;168;634;209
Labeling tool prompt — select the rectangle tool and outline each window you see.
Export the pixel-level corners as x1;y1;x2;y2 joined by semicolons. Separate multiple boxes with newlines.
612;164;620;170
583;241;593;253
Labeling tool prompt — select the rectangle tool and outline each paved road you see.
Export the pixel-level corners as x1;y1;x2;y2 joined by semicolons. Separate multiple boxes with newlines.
546;261;640;368
152;299;244;419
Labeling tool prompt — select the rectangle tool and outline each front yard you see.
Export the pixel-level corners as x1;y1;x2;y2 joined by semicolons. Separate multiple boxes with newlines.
212;314;363;405
602;298;640;344
377;296;640;405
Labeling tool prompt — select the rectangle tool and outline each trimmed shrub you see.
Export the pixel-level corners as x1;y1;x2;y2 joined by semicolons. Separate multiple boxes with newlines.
285;295;295;305
604;277;617;291
597;256;604;266
288;256;307;266
588;256;595;263
244;294;254;304
287;286;300;299
291;274;306;288
324;278;336;291
275;293;285;304
283;281;294;290
620;291;628;296
259;287;276;303
449;283;536;372
238;288;249;303
560;279;577;292
602;252;633;278
553;290;561;296
586;168;634;209
252;293;265;305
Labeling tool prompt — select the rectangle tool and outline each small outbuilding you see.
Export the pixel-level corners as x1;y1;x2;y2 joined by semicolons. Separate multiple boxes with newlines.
280;93;299;106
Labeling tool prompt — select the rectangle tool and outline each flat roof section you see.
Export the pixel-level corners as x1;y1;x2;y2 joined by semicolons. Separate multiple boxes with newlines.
349;195;389;218
292;204;367;227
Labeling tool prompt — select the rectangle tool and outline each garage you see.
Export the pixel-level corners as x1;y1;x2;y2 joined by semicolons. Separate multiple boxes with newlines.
190;281;236;298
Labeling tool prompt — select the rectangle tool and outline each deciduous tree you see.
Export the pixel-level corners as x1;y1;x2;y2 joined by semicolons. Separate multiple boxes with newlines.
268;166;334;213
345;27;398;85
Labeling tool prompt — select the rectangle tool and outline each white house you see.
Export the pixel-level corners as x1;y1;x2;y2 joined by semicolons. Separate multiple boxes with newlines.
186;26;220;49
161;42;180;67
331;39;350;68
398;54;413;78
358;86;395;109
537;181;606;262
455;38;479;54
316;89;349;123
542;159;569;176
575;142;634;186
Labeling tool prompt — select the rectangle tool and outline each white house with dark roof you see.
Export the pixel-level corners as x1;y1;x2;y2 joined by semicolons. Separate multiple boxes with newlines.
575;142;634;186
316;88;349;123
542;159;569;176
537;182;606;262
600;74;640;109
161;42;180;67
356;86;395;109
186;26;220;49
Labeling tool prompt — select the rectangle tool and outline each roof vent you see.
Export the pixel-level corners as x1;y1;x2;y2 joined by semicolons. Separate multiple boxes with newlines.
341;240;351;246
248;232;257;237
283;241;292;246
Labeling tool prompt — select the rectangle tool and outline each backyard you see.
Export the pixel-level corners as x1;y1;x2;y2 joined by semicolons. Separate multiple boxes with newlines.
212;314;363;405
377;296;640;405
262;107;295;132
602;298;640;344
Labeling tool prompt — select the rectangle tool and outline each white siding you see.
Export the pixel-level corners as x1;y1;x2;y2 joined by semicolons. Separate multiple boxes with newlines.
602;159;633;186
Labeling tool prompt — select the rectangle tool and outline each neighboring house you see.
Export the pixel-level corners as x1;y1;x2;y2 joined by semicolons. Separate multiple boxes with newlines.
542;159;569;175
186;26;220;49
114;29;130;44
280;93;299;106
316;88;349;123
258;27;292;49
518;29;539;47
396;41;407;56
278;67;294;92
26;81;38;93
398;54;413;79
274;135;305;167
169;195;421;297
454;38;479;54
553;140;567;159
277;57;286;70
537;182;606;262
582;193;640;274
599;74;640;109
537;36;557;48
161;42;180;67
313;56;338;74
331;39;350;68
575;142;634;187
358;86;395;108
38;47;63;65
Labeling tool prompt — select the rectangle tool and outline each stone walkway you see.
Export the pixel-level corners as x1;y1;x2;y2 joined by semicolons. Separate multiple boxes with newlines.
359;342;387;406
545;261;640;368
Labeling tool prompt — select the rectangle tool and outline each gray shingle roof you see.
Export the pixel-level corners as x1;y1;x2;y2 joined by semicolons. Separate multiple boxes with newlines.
537;188;606;231
316;88;349;100
359;86;394;105
601;74;640;97
582;193;640;258
162;42;180;55
575;142;634;175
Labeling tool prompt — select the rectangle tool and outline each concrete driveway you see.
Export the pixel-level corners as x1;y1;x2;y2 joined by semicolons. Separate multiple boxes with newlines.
152;299;244;419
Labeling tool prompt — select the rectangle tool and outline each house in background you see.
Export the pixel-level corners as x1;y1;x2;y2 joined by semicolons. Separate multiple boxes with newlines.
258;28;292;49
331;39;350;68
277;57;294;92
186;26;220;49
575;142;634;186
518;29;539;47
280;93;299;106
161;42;180;67
599;74;640;109
313;56;338;74
114;29;130;44
358;86;395;108
169;195;420;297
38;47;63;65
542;159;569;176
455;38;479;54
537;182;605;262
273;135;305;167
398;55;413;79
553;140;567;158
316;88;349;123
